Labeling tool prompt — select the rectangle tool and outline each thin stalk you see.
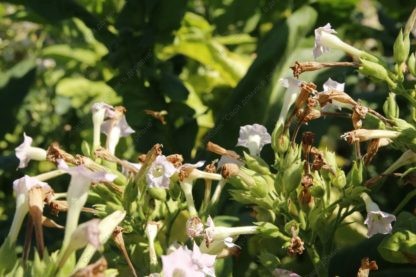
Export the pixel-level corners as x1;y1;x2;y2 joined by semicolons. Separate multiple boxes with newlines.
393;188;416;215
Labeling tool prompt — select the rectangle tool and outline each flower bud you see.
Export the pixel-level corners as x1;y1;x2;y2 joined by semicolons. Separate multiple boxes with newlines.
407;52;416;76
359;59;390;82
148;187;167;201
393;29;410;64
243;152;270;175
347;161;363;187
383;93;399;119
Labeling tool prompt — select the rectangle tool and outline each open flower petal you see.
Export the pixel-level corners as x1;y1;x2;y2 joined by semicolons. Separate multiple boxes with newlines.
146;155;176;188
313;23;337;59
15;133;47;169
162;243;216;277
364;210;396;237
237;124;271;156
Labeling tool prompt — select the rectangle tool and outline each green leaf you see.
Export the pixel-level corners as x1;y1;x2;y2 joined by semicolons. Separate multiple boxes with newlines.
378;230;416;263
55;77;121;114
0;58;36;138
41;45;103;66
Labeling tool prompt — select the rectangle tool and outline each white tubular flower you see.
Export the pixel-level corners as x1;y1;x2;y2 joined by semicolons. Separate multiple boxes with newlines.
146;155;176;189
236;124;271;156
70;219;101;250
8;176;51;244
101;106;135;154
15;133;47;169
91;102;115;150
75;211;126;270
179;161;222;183
162;243;216;277
201;216;258;255
58;160;116;247
146;221;159;268
276;78;302;128
340;129;400;144
361;193;396;238
313;23;363;59
272;268;301;277
59;219;101;267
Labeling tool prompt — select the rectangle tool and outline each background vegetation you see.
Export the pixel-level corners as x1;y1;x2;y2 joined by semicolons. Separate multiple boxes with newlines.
0;0;415;275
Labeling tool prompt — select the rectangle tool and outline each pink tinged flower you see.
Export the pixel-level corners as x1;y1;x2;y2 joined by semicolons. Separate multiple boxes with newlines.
237;124;271;156
101;110;135;154
364;210;396;238
146;155;176;189
272;268;301;277
162;243;216;277
15;133;47;168
277;78;302;128
313;23;337;59
70;219;101;250
91;102;116;150
58;159;117;199
361;193;396;237
58;159;116;247
313;23;363;59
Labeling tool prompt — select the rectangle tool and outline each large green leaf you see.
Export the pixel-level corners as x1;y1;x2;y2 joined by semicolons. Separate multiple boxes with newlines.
208;6;318;147
55;77;121;114
0;58;36;137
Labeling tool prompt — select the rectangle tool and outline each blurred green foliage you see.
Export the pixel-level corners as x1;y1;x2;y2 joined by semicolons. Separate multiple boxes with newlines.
1;0;416;275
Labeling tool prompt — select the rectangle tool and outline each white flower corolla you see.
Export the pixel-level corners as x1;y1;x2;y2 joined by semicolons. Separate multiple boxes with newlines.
58;160;116;247
59;219;101;267
8;176;51;243
276;78;302;128
237;124;271;156
91;102;116;150
146;221;160;267
15;133;47;168
272;268;301;277
101;107;135;154
146;155;176;189
70;219;101;250
313;23;363;59
58;160;117;201
361;193;396;238
162;243;216;277
75;211;126;270
321;78;350;111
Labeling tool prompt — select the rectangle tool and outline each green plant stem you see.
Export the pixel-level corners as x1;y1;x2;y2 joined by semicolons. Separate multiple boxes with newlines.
306;245;328;277
394;188;416;215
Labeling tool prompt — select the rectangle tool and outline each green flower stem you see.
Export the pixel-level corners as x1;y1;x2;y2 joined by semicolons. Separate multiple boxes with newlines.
211;179;226;205
62;193;88;248
201;179;212;213
35;169;66;182
180;181;197;217
306;245;328;277
394;188;416;215
8;202;27;244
